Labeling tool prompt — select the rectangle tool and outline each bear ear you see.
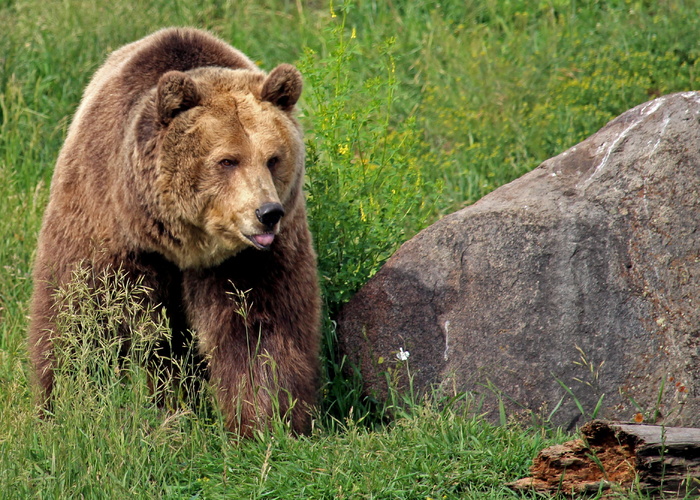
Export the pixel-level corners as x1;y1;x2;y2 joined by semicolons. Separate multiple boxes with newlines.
156;71;201;126
261;64;302;111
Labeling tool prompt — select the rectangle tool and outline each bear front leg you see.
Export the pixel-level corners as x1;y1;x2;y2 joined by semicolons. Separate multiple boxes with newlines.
182;247;321;437
28;304;57;412
202;330;318;437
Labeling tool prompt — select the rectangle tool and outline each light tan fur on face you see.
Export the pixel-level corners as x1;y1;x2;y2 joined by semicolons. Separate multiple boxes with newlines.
154;68;304;268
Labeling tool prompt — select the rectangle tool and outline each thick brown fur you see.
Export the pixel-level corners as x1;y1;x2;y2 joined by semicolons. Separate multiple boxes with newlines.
29;28;320;436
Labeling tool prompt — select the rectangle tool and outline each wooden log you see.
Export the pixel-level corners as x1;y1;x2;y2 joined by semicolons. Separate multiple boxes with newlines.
510;420;700;497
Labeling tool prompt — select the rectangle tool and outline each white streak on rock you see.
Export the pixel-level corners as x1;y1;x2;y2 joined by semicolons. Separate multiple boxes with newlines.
580;96;666;191
443;320;450;361
648;115;670;157
681;90;700;105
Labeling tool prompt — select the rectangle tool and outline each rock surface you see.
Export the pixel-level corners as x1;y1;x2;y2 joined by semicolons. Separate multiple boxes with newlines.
336;92;700;429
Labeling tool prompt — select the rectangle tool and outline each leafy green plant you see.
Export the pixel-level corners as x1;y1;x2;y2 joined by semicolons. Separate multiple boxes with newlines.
299;1;440;312
298;3;443;425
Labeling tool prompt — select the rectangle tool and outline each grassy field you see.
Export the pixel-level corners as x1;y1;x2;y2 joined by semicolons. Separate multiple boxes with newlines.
2;0;700;498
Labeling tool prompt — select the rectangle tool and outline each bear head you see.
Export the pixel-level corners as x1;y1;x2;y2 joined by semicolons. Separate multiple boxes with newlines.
141;64;305;269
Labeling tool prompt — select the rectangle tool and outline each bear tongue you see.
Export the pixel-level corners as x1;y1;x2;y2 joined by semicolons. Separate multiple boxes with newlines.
253;233;275;247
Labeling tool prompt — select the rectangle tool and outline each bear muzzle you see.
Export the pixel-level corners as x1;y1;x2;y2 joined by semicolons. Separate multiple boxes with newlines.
255;202;285;229
248;202;285;250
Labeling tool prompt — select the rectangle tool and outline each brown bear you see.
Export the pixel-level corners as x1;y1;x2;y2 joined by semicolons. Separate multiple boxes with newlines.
29;27;321;436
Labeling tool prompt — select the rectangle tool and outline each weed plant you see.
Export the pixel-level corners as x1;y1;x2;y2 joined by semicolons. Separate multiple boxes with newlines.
300;6;439;310
2;0;699;497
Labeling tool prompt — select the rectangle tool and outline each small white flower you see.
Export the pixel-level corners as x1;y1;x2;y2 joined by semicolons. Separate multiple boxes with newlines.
396;347;410;361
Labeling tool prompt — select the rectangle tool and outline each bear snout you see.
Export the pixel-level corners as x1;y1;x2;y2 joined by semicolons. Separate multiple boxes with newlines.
255;202;285;229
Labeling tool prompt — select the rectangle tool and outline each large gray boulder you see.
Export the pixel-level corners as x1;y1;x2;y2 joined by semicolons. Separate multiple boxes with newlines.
337;92;700;430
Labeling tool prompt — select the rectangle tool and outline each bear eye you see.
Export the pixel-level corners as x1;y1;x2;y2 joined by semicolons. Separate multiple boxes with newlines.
219;158;239;169
266;156;280;169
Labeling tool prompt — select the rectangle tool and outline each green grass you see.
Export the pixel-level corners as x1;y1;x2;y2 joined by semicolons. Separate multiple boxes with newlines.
3;0;700;497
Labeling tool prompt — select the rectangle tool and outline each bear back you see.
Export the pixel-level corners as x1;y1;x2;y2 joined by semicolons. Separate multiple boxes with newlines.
117;28;257;101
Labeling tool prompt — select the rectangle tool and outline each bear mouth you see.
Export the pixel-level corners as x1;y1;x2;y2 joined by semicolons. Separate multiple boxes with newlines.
247;233;275;250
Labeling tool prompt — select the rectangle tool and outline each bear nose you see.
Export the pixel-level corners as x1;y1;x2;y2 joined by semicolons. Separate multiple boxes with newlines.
255;202;285;228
